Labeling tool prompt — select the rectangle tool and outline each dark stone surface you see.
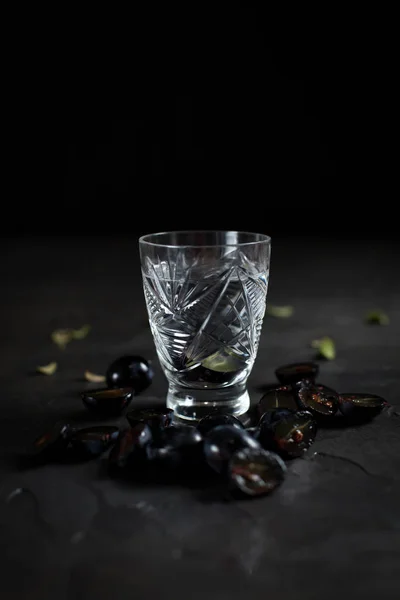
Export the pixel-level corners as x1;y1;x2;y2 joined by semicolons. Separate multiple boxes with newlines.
1;235;400;599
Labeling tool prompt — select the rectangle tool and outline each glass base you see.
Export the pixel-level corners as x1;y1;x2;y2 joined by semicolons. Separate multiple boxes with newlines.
166;383;250;422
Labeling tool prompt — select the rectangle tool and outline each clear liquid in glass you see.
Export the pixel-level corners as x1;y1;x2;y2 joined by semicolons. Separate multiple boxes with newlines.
142;261;268;419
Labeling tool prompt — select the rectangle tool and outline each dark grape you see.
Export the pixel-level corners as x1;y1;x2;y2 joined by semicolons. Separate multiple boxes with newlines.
31;422;73;460
275;362;319;385
228;447;286;496
70;426;119;458
295;381;339;417
126;407;173;433
108;423;152;474
81;387;133;415
257;386;299;417
147;426;203;471
339;393;386;423
106;355;154;393
258;408;317;458
197;413;244;436
203;425;260;474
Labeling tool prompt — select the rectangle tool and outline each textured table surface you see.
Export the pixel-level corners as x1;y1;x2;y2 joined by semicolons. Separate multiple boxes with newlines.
1;235;399;600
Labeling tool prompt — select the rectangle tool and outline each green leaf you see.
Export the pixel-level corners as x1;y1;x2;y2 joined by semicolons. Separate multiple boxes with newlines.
202;349;243;372
72;324;91;339
51;329;73;350
51;324;91;349
311;336;336;360
365;310;389;326
266;305;294;318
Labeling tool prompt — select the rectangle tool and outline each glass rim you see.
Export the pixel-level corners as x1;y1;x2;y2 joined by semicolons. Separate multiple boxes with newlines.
139;230;271;249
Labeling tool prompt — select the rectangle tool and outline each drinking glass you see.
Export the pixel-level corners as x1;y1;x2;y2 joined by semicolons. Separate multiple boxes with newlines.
139;231;271;420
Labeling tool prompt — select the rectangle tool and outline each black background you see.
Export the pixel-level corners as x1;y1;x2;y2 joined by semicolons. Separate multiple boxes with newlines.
6;5;393;238
64;6;335;238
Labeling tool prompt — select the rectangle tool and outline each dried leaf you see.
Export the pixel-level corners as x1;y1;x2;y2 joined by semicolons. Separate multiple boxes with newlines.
84;370;106;383
266;305;294;318
51;329;73;350
311;336;336;360
365;310;389;326
72;324;91;339
36;361;58;375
